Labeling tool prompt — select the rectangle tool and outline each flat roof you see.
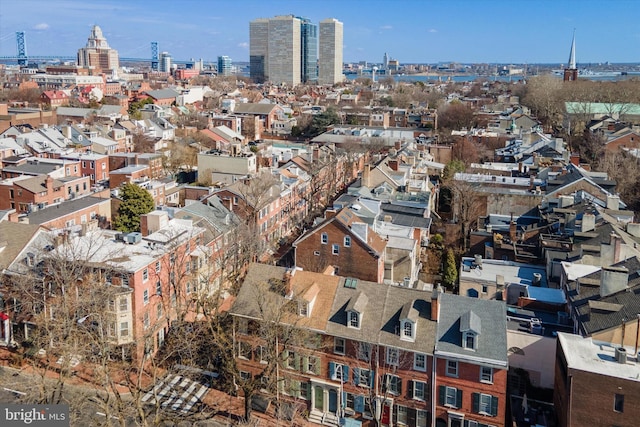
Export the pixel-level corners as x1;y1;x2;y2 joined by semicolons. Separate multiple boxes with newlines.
558;332;640;382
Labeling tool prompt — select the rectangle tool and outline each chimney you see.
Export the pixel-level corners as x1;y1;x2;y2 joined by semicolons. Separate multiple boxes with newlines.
607;194;620;211
140;213;150;236
613;233;622;263
313;147;319;161
581;213;596;232
45;175;54;191
363;164;372;188
570;153;580;166
431;286;441;321
626;223;640;238
395;140;401;150
325;209;338;219
388;159;398;171
600;266;629;298
509;221;517;243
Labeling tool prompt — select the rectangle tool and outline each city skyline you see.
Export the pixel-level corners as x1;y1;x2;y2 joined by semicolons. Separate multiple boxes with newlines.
1;0;640;65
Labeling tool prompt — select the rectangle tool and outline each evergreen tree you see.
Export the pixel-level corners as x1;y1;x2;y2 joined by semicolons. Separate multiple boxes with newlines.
442;248;458;291
113;183;155;232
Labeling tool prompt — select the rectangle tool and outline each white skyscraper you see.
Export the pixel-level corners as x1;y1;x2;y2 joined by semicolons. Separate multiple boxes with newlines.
318;18;344;85
267;15;301;86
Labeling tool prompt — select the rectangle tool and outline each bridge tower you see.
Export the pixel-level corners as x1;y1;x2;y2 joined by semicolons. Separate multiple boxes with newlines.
16;31;28;66
151;41;159;71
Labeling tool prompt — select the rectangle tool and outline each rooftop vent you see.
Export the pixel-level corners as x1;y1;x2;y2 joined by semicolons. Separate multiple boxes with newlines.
615;347;627;364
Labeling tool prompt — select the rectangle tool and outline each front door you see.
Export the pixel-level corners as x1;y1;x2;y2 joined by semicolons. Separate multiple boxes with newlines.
328;389;338;413
314;386;324;411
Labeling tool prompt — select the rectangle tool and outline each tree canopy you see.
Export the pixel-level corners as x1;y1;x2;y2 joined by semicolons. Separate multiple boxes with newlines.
113;183;155;232
442;248;458;290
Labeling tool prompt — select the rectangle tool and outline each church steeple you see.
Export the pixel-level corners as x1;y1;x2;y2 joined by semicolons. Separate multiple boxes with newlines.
563;30;578;82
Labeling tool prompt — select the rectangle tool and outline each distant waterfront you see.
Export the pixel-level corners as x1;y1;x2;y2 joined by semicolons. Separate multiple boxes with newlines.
345;73;638;83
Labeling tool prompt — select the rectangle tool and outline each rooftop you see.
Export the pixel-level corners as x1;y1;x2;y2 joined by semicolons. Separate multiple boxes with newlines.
558;332;640;382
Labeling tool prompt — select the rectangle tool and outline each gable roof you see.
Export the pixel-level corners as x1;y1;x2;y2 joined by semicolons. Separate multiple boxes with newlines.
145;89;180;100
233;103;279;115
0;222;44;270
435;293;507;366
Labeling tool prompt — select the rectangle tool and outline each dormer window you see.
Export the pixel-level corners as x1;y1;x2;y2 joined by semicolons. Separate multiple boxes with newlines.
464;332;477;350
460;310;481;351
299;301;309;317
402;320;414;340
348;311;360;328
399;300;418;342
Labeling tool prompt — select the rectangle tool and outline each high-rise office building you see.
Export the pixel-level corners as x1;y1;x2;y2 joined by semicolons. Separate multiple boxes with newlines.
77;25;119;73
267;15;301;86
299;17;318;83
318;18;344;85
249;18;269;83
218;56;232;76
160;52;172;73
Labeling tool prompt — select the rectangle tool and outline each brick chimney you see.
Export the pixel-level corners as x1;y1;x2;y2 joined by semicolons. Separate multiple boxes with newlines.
140;213;150;236
431;286;441;321
388;159;398;171
363;164;371;188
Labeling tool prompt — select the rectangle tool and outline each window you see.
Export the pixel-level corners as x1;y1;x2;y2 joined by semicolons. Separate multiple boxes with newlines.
416;410;428;427
121;274;129;287
143;268;149;282
414;353;427;371
120;321;129;337
329;362;349;381
482;284;488;293
464;332;477;350
358;342;371;361
354;368;372;387
155;261;161;273
238;341;252;359
321;233;328;244
480;366;493;383
108;299;115;311
237;318;248;335
119;297;128;311
334;337;345;354
386;347;399;365
255;345;267;364
156;280;162;296
614;393;624;413
332;244;340;255
299;301;308;317
305;356;320;374
395;405;407;425
349;311;360;329
285;351;297;370
383;374;401;395
314;251;320;256
344;236;351;247
402;320;414;339
143;312;150;330
143;290;149;305
446;360;458;377
413;381;426;400
240;371;251;381
156;303;163;319
445;386;459;407
472;392;498;416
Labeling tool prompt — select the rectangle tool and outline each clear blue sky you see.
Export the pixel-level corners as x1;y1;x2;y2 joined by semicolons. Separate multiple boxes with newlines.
1;0;639;65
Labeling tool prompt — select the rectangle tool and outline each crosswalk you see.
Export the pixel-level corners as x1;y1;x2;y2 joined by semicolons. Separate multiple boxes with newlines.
141;373;209;413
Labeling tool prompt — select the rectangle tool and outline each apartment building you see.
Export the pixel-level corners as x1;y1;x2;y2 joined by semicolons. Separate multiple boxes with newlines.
318;19;344;85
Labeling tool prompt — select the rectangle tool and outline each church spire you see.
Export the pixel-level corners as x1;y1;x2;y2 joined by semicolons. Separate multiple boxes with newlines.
568;29;576;69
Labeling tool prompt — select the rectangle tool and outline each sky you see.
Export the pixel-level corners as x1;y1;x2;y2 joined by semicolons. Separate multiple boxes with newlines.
1;0;639;65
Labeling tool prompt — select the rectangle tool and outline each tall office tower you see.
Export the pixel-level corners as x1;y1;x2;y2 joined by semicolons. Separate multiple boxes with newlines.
160;51;172;72
299;17;318;83
77;25;119;73
383;52;389;71
267;15;301;86
250;18;269;83
218;56;233;76
318;18;344;85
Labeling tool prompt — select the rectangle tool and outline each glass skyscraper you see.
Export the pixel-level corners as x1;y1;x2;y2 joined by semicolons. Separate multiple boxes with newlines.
299;17;318;83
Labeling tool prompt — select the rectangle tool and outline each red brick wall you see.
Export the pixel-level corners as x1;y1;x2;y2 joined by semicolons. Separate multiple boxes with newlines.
295;222;383;282
435;357;507;427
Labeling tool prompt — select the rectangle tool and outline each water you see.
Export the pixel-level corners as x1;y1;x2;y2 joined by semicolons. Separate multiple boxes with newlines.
346;74;524;83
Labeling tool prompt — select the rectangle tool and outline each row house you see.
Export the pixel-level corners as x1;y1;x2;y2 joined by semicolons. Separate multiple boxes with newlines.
47;214;208;361
230;264;509;427
0;104;57;134
109;152;164;179
293;207;387;283
59;152;110;185
434;292;508;427
40;90;69;108
0;174;92;213
18;196;111;230
233;103;286;135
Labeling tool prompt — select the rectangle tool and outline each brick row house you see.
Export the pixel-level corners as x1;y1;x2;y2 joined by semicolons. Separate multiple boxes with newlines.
229;263;509;427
